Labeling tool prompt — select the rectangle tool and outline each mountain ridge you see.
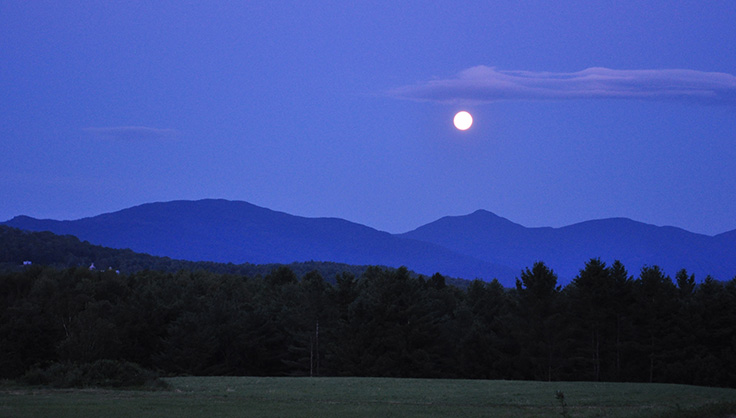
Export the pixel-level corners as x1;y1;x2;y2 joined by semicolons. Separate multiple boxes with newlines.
2;199;516;283
400;212;734;281
4;199;735;284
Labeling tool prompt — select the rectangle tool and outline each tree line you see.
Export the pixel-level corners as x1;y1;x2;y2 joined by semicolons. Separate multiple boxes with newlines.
1;260;734;387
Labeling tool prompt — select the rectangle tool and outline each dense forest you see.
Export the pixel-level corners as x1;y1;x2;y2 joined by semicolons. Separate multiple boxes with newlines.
1;259;735;387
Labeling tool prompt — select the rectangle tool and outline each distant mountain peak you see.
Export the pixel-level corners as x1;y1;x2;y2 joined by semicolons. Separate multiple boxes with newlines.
468;209;499;217
405;209;526;237
8;215;35;222
467;209;519;223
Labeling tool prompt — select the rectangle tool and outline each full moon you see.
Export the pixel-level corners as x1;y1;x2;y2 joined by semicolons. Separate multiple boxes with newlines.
453;111;473;130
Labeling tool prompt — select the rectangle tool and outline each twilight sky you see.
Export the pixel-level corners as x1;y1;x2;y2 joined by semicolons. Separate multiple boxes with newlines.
2;1;735;236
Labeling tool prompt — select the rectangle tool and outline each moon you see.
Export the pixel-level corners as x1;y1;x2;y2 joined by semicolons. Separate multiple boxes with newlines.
453;111;473;130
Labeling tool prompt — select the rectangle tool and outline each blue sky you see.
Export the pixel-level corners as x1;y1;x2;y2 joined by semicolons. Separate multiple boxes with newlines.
2;1;735;235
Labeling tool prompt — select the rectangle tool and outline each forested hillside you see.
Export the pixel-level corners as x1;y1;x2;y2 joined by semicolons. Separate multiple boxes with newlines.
0;225;374;283
2;261;734;387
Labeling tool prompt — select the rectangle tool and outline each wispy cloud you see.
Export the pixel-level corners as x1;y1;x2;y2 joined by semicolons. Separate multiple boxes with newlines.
389;66;736;105
83;126;178;141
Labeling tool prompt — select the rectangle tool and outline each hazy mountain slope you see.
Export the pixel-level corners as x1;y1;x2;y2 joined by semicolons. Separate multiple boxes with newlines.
2;199;515;283
400;211;736;281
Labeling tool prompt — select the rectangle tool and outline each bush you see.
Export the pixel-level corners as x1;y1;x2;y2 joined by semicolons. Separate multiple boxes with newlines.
21;360;164;388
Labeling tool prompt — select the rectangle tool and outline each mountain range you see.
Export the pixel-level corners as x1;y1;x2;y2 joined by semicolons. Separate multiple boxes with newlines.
3;199;735;285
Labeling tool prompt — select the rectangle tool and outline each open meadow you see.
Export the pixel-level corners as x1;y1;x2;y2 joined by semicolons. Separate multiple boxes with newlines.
2;377;735;418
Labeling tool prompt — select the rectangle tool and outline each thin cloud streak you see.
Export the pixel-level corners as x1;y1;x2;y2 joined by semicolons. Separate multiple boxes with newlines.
389;66;736;105
84;126;178;141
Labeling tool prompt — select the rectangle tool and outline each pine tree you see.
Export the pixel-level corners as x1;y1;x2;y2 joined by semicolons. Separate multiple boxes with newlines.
514;262;562;381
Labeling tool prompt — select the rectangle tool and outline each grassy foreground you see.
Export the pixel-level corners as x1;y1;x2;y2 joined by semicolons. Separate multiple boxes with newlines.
2;376;735;418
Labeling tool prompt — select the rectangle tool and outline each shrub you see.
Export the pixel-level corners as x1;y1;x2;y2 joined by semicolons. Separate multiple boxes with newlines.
20;360;164;388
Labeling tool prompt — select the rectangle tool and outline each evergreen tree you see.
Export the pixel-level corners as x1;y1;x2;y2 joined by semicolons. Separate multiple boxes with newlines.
283;270;330;376
632;265;677;382
514;262;563;381
457;279;508;378
567;258;615;381
608;260;634;381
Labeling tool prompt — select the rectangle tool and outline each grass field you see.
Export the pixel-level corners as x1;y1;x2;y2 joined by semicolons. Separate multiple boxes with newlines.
2;376;735;418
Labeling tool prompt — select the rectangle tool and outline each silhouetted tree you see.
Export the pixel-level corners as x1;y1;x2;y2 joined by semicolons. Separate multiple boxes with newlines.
567;258;616;381
632;265;677;382
514;262;563;381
